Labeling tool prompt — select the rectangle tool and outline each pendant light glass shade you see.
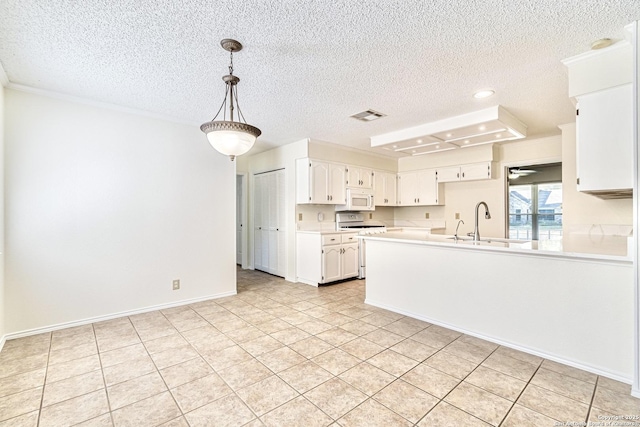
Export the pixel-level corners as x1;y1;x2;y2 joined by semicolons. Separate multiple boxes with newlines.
201;39;261;161
201;121;261;159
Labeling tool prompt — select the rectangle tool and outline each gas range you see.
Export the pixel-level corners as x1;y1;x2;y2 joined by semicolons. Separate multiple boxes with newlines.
335;212;386;279
335;213;387;233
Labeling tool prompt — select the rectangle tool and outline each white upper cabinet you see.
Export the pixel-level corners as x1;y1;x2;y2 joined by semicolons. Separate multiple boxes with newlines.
373;171;397;206
346;166;373;189
563;39;633;198
576;83;633;196
397;169;443;206
435;166;461;183
436;162;493;183
296;158;347;204
562;38;635;199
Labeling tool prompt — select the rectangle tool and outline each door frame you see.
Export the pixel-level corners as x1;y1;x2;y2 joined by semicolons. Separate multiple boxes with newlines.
236;172;249;269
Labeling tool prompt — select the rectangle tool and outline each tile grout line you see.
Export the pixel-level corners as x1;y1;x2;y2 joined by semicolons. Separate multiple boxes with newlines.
36;331;53;427
497;361;544;427
585;376;600;424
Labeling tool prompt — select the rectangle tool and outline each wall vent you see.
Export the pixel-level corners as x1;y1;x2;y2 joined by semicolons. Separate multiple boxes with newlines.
351;109;386;122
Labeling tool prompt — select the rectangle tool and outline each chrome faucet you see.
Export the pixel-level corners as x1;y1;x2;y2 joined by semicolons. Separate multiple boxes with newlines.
469;201;491;241
454;219;464;241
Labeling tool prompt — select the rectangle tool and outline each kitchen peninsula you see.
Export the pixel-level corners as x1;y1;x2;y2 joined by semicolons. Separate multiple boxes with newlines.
361;230;634;382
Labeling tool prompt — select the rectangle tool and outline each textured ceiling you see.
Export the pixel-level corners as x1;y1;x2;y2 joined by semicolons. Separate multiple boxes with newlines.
1;1;639;157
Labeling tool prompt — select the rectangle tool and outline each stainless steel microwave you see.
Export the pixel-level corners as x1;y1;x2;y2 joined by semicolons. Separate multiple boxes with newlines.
335;187;375;212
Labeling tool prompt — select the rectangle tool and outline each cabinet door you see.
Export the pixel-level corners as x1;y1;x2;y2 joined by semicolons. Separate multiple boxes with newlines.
417;169;438;205
436;166;460;183
385;173;397;206
347;167;373;188
397;172;417;206
310;161;330;204
341;243;359;279
577;84;633;192
359;168;374;189
374;171;385;205
329;163;346;204
321;246;342;283
460;162;491;181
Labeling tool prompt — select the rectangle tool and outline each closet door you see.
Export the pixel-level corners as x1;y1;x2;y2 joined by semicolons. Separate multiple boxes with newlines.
253;169;286;277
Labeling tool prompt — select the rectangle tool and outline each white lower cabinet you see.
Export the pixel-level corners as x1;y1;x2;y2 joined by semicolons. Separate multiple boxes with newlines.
297;232;359;285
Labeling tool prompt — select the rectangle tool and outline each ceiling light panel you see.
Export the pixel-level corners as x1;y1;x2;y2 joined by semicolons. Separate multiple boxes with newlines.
370;106;527;157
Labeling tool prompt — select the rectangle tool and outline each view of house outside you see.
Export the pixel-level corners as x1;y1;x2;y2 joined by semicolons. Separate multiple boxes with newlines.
509;183;562;240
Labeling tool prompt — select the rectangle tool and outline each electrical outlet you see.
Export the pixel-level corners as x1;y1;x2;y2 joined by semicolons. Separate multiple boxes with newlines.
172;279;180;290
425;212;430;219
455;212;460;220
298;213;302;221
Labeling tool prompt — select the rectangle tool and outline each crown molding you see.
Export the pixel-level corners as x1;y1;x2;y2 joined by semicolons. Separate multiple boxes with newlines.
6;82;200;127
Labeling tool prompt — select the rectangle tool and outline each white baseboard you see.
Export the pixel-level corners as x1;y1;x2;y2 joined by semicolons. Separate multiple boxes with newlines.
3;291;237;342
0;334;6;353
295;277;319;287
365;298;633;385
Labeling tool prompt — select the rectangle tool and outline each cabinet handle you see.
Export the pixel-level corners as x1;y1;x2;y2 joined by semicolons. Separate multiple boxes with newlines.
457;173;459;178
327;195;329;201
462;172;465;178
330;238;336;241
330;195;333;201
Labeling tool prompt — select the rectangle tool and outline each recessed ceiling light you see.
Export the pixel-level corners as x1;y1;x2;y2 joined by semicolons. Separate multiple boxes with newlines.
392;145;398;148
412;150;416;153
496;133;502;138
417;139;422;144
473;90;495;99
435;145;440;149
446;133;452;137
464;140;470;144
479;125;486;131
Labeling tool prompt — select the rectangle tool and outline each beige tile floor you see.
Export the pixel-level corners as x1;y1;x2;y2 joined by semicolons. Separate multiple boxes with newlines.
1;268;639;426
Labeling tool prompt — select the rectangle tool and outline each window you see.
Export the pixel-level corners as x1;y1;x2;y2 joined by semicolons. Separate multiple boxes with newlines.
508;164;562;241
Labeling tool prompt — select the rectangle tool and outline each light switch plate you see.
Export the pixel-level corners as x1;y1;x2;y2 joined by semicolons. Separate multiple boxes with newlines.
425;212;430;219
455;213;460;219
172;280;180;290
298;213;303;221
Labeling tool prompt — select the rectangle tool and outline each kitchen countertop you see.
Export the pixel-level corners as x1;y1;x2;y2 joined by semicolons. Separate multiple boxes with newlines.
359;229;632;263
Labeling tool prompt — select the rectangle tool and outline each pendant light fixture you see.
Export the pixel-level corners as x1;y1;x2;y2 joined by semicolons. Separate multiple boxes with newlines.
200;39;261;161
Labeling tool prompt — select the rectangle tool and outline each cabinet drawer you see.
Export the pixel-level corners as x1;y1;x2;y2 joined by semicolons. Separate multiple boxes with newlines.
341;234;358;244
321;234;342;246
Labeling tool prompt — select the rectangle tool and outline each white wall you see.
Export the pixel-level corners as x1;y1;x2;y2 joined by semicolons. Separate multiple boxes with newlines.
4;89;236;334
0;86;5;345
560;122;633;229
308;140;397;172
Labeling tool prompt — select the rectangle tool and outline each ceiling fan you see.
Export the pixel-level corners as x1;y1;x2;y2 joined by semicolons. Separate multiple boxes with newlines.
508;168;537;179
